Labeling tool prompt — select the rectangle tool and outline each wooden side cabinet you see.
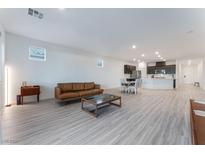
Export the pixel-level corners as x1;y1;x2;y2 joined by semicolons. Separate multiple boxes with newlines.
20;85;40;104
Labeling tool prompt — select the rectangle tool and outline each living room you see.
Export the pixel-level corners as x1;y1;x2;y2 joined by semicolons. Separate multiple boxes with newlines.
1;2;205;152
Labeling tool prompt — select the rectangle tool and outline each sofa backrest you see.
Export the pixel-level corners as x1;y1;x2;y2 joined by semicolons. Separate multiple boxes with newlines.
72;83;85;91
58;83;73;93
84;82;95;90
57;82;95;92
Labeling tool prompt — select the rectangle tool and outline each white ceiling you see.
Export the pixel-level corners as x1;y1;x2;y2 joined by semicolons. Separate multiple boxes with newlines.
0;8;205;62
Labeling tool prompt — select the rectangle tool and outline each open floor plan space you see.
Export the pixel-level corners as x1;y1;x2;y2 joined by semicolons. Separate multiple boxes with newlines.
1;8;205;146
1;85;205;145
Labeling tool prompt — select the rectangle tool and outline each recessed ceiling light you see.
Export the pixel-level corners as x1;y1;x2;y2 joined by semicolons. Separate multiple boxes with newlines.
163;59;166;61
158;55;161;58
155;51;159;55
141;54;145;57
133;58;136;62
132;45;136;49
160;57;163;60
59;8;65;10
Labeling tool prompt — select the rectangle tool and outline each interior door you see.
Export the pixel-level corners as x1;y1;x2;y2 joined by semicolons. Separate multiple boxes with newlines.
183;65;194;84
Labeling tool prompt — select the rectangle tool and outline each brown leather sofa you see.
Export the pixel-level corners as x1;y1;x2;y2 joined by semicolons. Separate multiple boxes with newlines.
55;82;103;101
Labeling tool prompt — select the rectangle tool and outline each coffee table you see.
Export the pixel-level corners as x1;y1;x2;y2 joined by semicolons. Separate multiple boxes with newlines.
81;94;121;117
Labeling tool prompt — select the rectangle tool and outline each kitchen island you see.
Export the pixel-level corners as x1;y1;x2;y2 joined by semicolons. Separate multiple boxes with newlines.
142;78;175;90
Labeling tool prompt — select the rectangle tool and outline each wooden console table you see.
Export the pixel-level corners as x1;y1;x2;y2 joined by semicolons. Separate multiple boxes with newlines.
190;99;205;144
21;85;40;104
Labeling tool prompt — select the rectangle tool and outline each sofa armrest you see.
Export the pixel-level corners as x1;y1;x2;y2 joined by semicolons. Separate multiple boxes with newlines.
55;87;62;99
95;84;101;89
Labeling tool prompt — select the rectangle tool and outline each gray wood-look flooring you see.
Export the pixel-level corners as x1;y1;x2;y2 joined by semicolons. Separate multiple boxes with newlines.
1;85;205;145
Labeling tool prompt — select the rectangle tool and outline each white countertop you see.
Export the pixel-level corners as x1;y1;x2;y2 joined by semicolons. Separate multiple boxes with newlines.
142;78;174;89
143;78;175;80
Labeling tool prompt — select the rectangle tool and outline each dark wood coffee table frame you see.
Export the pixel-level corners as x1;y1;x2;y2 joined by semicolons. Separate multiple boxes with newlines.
81;94;121;117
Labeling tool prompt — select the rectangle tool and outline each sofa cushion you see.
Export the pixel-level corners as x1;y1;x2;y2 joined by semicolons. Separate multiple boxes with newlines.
84;82;95;90
78;90;94;97
58;83;73;93
91;89;104;95
72;83;85;91
58;92;80;100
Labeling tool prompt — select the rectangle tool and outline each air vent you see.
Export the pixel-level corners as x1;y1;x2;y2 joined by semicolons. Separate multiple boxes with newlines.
186;30;193;34
28;8;43;19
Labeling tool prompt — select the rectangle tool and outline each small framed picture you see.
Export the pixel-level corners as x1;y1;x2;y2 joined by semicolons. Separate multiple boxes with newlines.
29;46;46;61
97;59;104;68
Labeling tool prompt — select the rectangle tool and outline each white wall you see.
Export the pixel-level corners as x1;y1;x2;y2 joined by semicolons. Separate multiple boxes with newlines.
0;24;5;108
138;62;147;78
0;24;5;145
6;33;130;103
166;60;176;65
202;58;205;90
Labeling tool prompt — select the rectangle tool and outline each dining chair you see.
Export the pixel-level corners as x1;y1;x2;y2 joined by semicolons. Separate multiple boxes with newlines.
128;79;140;94
120;78;128;93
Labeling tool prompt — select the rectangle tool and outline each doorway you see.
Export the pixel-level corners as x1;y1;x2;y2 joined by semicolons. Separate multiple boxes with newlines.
183;65;194;84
